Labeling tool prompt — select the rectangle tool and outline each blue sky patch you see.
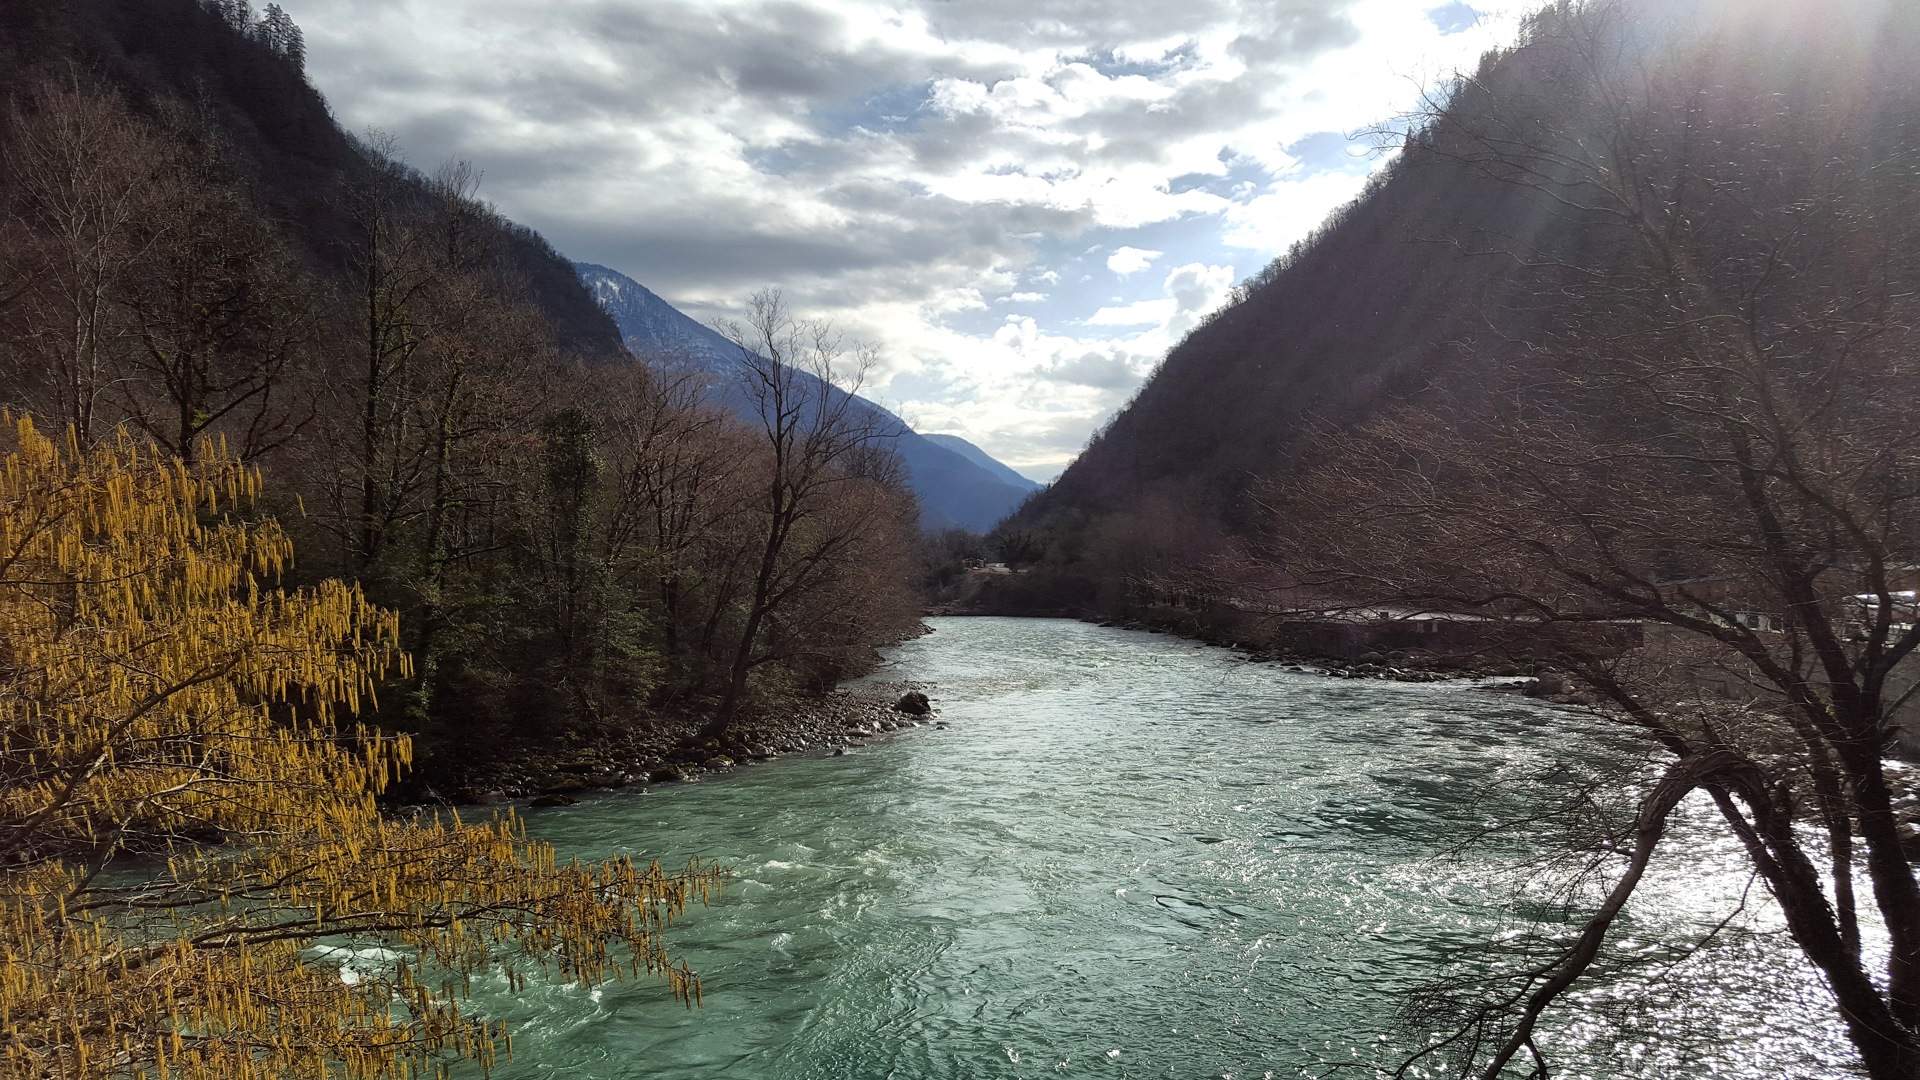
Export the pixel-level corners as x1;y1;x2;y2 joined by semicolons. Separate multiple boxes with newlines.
1426;1;1481;35
1067;43;1199;80
1286;130;1379;173
810;81;935;138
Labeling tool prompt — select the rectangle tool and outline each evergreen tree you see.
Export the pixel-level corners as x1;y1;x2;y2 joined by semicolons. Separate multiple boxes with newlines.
260;3;297;60
282;19;305;71
216;0;255;33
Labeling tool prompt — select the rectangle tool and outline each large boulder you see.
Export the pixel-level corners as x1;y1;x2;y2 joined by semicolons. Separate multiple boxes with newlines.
1524;675;1569;697
894;691;932;715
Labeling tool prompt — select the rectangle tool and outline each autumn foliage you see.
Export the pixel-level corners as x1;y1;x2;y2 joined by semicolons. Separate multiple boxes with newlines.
0;416;718;1079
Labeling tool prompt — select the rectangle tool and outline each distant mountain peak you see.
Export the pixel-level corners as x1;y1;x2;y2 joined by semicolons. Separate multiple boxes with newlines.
574;262;1034;533
572;262;739;367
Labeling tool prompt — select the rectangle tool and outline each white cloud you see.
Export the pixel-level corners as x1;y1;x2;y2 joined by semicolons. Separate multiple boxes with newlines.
1160;261;1237;337
1087;299;1176;326
1105;245;1163;276
1223;167;1381;252
282;0;1529;471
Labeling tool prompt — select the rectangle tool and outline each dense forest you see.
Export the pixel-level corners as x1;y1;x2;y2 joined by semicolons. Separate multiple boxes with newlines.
0;0;925;786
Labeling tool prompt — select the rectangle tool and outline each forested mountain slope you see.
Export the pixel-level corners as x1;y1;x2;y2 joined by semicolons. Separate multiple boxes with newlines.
991;138;1540;609
0;0;624;357
997;0;1920;613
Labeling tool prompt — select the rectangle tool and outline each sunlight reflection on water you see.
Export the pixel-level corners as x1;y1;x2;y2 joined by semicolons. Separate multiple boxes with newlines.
456;617;1860;1079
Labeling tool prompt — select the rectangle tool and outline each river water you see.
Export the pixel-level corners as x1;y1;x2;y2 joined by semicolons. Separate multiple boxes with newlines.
459;617;1860;1078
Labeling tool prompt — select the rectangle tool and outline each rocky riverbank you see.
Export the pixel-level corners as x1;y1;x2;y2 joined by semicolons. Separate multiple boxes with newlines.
1244;652;1596;703
1093;618;1547;683
1233;653;1509;683
393;684;941;808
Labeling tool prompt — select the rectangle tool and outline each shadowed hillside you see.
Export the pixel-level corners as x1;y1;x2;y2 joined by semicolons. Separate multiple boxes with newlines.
996;0;1920;617
0;0;624;358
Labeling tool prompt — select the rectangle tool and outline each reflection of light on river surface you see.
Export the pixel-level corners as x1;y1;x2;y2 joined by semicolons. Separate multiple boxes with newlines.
451;617;1860;1079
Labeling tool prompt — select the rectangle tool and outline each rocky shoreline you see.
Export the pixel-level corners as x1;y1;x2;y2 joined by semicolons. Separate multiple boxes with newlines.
1246;654;1597;704
1098;618;1556;684
393;684;942;809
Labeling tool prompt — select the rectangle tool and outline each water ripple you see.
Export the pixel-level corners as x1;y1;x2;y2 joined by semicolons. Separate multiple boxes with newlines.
461;617;1858;1079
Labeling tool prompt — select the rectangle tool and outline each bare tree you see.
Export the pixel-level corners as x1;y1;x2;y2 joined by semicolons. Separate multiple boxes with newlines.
595;358;750;695
0;77;159;442
311;146;543;579
1249;2;1920;1076
704;290;906;738
277;144;560;732
109;117;317;464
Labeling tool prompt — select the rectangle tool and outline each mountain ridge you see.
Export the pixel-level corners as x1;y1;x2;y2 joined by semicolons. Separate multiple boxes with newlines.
921;434;1042;492
994;0;1920;615
575;261;1034;533
0;0;627;360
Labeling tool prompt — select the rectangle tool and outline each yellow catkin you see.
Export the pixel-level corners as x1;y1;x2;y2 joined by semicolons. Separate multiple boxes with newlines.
0;420;722;1080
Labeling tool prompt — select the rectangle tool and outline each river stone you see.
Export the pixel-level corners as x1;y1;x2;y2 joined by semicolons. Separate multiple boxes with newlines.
649;766;686;783
530;794;577;807
1525;675;1568;697
1900;820;1920;861
894;691;932;715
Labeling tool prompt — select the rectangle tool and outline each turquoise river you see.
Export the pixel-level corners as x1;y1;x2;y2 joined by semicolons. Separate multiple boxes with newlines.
445;617;1868;1078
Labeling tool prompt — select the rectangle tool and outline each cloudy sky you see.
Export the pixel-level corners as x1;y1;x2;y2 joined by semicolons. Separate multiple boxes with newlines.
284;0;1525;481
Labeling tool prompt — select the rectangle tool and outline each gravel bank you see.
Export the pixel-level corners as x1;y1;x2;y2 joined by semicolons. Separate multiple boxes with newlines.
393;684;941;808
